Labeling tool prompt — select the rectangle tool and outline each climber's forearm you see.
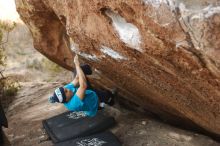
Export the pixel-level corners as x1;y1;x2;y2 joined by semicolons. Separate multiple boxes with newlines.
72;74;79;87
75;64;87;89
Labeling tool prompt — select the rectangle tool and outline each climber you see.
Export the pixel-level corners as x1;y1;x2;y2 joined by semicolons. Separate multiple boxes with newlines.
48;55;115;117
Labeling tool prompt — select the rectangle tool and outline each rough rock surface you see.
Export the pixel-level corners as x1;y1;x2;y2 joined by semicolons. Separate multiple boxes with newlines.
15;0;220;137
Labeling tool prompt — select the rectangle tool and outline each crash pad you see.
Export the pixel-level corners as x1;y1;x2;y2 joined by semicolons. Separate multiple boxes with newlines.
55;131;121;146
42;111;116;143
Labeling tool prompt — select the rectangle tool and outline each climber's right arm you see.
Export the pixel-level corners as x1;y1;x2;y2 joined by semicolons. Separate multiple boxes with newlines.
72;74;79;87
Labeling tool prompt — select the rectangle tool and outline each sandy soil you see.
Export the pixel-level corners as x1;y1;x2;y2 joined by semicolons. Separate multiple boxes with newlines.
3;80;220;146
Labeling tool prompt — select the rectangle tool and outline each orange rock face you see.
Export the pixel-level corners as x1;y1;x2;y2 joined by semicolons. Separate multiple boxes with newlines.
15;0;220;137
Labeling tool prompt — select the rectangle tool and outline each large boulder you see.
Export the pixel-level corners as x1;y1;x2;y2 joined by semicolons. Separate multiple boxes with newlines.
15;0;220;137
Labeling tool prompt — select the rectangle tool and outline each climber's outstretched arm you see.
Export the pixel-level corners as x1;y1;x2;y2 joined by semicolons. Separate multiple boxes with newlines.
72;74;79;87
74;55;87;100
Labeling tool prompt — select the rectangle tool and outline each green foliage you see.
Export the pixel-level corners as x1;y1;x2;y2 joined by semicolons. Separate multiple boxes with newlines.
41;58;63;73
0;21;16;32
0;21;16;66
26;57;63;73
0;48;5;66
26;58;42;70
0;30;2;42
2;78;20;97
0;21;18;107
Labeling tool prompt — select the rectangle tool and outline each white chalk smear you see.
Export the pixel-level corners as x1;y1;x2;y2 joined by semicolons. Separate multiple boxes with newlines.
105;10;142;52
70;42;99;61
143;0;165;8
142;0;176;11
179;3;220;19
100;46;127;60
70;42;79;53
79;52;99;61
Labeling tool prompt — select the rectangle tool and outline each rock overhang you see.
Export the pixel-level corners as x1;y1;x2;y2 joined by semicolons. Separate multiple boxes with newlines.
15;0;220;138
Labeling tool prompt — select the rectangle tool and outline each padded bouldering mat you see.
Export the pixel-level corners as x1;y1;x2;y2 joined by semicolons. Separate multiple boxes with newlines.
55;131;121;146
42;111;116;143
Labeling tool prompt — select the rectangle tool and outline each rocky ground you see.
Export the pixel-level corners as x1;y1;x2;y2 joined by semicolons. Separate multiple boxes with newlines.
3;77;220;146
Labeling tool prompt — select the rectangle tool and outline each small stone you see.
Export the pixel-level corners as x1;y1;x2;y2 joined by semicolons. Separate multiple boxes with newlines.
142;121;147;125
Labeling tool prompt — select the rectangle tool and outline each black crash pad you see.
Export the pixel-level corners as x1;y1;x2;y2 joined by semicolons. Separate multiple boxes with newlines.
55;131;121;146
42;111;116;143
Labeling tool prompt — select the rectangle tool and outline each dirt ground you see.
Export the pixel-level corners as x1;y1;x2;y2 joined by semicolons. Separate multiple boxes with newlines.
3;80;220;146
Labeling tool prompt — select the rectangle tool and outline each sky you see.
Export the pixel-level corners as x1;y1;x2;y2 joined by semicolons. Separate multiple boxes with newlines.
0;0;20;21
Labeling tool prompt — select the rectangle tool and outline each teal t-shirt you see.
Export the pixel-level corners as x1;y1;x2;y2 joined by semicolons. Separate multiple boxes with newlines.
63;83;98;117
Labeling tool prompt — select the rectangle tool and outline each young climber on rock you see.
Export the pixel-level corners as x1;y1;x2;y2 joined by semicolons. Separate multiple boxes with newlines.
48;55;115;117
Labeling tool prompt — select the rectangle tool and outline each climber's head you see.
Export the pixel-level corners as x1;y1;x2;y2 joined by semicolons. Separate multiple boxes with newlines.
48;87;73;103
